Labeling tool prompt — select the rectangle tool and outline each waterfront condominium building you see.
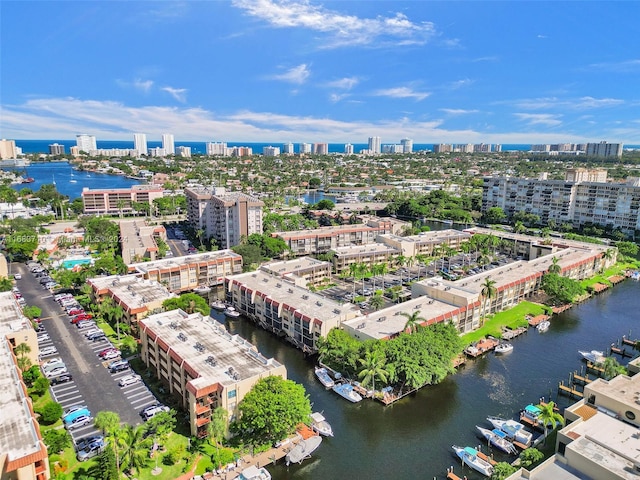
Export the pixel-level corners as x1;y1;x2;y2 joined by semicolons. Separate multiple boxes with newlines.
176;146;191;158
185;186;264;249
76;134;97;153
344;143;354;155
0;139;17;159
162;133;175;155
81;185;164;215
482;171;640;233
48;143;65;155
133;133;148;156
368;136;381;154
586;141;623;157
283;142;294;154
206;142;228;156
299;143;312;154
313;143;328;155
139;309;286;438
401;138;413;154
262;146;280;157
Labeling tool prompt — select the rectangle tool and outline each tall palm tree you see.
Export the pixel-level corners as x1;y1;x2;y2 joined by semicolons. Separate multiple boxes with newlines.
208;407;228;457
536;401;565;444
119;424;149;475
548;256;561;274
369;294;384;311
113;305;125;341
480;278;497;326
400;311;426;334
358;350;389;393
378;262;388;290
396;255;407;283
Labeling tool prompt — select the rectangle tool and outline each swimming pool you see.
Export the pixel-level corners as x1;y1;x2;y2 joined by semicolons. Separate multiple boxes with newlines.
61;258;92;269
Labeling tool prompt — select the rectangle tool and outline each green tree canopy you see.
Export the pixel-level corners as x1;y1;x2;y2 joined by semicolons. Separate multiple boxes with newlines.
484;206;507;224
617;241;639;258
232;243;263;271
162;292;210;316
232;376;311;447
541;273;585;305
5;229;38;258
43;429;72;454
40;401;63;424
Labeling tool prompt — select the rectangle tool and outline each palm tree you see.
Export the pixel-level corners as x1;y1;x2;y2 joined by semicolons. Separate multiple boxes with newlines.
548;256;561;274
119;424;149;475
601;248;614;272
113;305;124;341
536;401;564;444
602;356;626;380
396;255;407;283
14;342;31;360
378;262;388;290
400;310;425;334
369;294;384;311
480;278;497;326
357;350;389;393
208;407;227;457
95;411;122;471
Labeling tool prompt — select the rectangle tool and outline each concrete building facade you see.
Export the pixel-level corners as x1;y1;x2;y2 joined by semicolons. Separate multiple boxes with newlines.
81;185;164;215
119;220;167;266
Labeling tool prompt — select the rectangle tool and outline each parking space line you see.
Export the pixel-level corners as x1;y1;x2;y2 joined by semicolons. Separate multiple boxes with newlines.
126;390;151;400
123;385;147;395
57;393;84;404
130;397;155;408
52;384;76;395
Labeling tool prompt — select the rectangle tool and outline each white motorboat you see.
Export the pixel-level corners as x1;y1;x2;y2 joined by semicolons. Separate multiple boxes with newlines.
237;465;271;480
332;383;362;403
486;416;533;446
537;320;550;333
285;435;322;465
476;426;518;454
579;349;605;363
210;300;226;310
224;306;241;318
315;367;335;388
194;286;211;294
310;412;334;437
495;343;513;354
452;445;494;477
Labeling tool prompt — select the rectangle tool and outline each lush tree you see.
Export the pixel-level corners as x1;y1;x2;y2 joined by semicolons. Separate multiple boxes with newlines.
232;243;263;270
519;447;544;469
21;305;41;320
399;311;425;334
602;356;627;380
97;447;119;480
40;401;63;424
43;429;72;454
119;424;150;474
162;292;210;316
358;350;389;392
484;206;507;224
77;217;120;251
617;241;639;258
480;278;497;324
541;273;585;305
0;277;12;292
317;328;362;377
232;376;312;447
32;376;50;396
247;233;288;258
143;410;176;445
369;294;385;311
490;462;518;479
536;400;565;444
95;411;120;436
312;199;335;210
547;256;561;274
5;230;38;258
22;365;41;386
208;407;228;456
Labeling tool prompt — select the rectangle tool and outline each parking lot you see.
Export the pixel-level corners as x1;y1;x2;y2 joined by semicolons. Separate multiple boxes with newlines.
14;263;163;452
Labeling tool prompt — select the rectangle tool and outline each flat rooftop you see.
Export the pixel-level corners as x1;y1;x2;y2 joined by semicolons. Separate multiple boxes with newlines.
228;271;359;321
89;275;174;310
140;310;283;387
120;220;158;253
585;374;640;413
274;223;384;239
379;229;472;244
342;295;458;340
332;243;400;256
260;257;331;276
0;291;30;334
507;455;586;480
130;250;242;274
0;338;44;462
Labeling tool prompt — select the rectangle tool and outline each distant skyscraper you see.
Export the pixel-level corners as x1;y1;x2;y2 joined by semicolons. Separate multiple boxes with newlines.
206;142;228;156
314;143;328;155
162;134;175;155
300;143;312;154
176;146;191;158
368;136;381;154
344;143;354;155
586;141;623;158
48;143;65;155
133;133;147;156
283;142;294;154
400;138;413;154
76;134;97;153
263;146;280;157
0;139;17;159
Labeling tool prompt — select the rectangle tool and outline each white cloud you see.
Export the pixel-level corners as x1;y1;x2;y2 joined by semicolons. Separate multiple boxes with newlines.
232;0;437;48
373;87;430;101
161;86;188;103
440;108;479;115
588;59;640;72
514;113;562;126
116;78;154;93
448;79;473;90
510;96;624;110
329;93;350;103
269;64;311;84
326;77;359;90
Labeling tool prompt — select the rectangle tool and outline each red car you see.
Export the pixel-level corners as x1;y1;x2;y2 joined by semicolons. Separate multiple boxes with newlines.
71;315;92;324
98;347;117;358
68;309;84;317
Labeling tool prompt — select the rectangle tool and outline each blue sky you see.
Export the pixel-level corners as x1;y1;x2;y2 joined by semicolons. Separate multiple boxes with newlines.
1;1;639;144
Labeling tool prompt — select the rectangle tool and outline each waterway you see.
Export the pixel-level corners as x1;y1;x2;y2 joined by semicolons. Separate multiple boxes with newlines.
7;161;140;199
212;279;640;480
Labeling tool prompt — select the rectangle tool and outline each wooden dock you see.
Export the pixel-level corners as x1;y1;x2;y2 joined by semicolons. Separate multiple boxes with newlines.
446;467;464;480
476;450;497;466
558;381;584;398
622;335;639;347
571;371;592;385
610;344;634;358
527;314;550;327
464;336;500;357
501;326;527;340
586;361;605;375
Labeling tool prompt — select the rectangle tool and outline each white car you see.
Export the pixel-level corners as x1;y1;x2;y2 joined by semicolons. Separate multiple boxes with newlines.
102;350;121;361
13;273;21;280
37;334;50;342
41;357;63;368
118;374;141;387
45;367;68;378
39;346;58;357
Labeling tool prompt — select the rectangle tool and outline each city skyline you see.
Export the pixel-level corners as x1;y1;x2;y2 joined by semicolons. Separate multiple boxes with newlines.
1;1;639;144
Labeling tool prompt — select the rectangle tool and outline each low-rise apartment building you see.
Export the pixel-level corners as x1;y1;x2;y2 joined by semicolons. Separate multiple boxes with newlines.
88;275;175;325
224;271;360;352
377;229;472;258
81;185;164;215
331;243;401;276
0;291;38;365
260;257;332;288
129;250;243;292
138;309;286;438
120;220;167;265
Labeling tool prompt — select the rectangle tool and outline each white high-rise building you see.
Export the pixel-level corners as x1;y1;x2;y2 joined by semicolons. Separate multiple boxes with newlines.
344;143;354;155
133;133;148;156
300;143;312;154
48;143;65;155
283;142;294;154
368;136;381;154
263;146;280;157
176;146;191;158
206;142;228;156
0;139;17;159
401;138;413;154
162;134;175;155
586;141;623;158
76;134;97;153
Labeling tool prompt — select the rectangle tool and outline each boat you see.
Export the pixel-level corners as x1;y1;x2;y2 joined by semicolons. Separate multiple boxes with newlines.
315;367;335;388
237;465;271;480
495;343;513;354
579;349;605;363
224;306;241;318
285;435;322;465
310;412;333;437
193;285;211;294
486;416;533;446
537;320;550;333
476;426;518;454
332;383;362;403
521;404;543;425
451;445;494;477
210;300;226;310
21;177;35;184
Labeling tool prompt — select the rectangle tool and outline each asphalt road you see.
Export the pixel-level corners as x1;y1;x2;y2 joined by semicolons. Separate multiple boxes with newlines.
15;263;159;440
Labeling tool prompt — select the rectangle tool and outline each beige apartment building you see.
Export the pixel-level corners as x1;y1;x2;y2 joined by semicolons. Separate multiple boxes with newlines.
0;292;38;366
129;250;243;292
259;257;332;288
185;187;263;249
330;243;401;276
377;229;472;258
138;309;286;438
81;185;164;215
119;220;167;265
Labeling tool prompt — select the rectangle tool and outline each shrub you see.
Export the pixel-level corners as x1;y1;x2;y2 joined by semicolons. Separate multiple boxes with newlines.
212;448;235;469
43;429;71;454
40;401;63;424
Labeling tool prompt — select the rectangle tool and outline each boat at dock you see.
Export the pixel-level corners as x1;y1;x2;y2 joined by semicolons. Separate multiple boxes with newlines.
194;285;211;294
486;417;533;446
210;300;226;310
224;306;241;318
521;404;543;425
494;343;513;354
285;435;322;465
476;426;518;454
332;383;363;403
315;367;335;388
578;349;605;363
537;320;550;333
237;465;271;480
310;412;333;437
452;445;494;477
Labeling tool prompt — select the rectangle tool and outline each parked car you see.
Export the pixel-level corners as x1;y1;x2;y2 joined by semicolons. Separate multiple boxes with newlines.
102;350;121;361
65;415;93;430
98;347;117;357
118;374;141;387
63;405;88;419
50;373;73;385
13;273;21;280
39;346;58;357
109;360;129;373
141;404;169;421
77;321;97;330
45;367;68;378
75;435;104;452
68;309;84;317
87;331;106;341
41;357;63;369
77;441;105;461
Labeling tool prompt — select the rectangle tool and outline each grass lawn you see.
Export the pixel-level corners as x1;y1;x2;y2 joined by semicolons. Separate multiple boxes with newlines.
195;443;241;475
461;301;550;345
580;261;639;290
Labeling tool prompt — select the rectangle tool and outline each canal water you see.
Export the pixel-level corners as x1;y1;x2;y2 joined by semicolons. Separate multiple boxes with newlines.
213;279;640;480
